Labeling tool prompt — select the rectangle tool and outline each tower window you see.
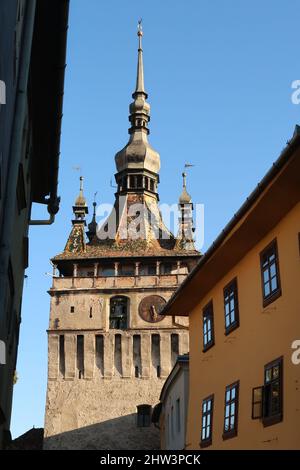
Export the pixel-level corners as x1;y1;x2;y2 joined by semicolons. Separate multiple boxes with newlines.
223;278;239;334
101;264;115;277
70;306;75;313
129;175;135;188
150;179;154;191
133;335;141;378
137;404;152;427
260;240;281;307
76;335;84;379
151;334;161;377
119;264;135;276
110;296;128;329
160;263;173;275
59;335;65;377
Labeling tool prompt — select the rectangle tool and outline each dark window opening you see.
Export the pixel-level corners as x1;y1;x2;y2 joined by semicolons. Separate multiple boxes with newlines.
133;335;141;378
223;279;239;334
59;335;65;377
200;395;214;447
137;404;152;427
151;334;161;377
70;306;75;313
76;335;84;379
223;381;239;439
150;179;154;191
89;307;93;318
95;335;104;376
119;264;135;276
110;296;128;329
101;265;115;277
260;240;281;307
114;334;122;376
129;175;135;188
203;301;215;351
137;175;143;188
160;263;173;275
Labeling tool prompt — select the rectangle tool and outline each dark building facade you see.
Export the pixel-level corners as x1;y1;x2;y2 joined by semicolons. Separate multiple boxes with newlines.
0;0;69;448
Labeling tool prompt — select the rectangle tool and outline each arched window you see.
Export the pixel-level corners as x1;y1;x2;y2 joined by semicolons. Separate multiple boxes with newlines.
110;296;128;329
137;404;152;427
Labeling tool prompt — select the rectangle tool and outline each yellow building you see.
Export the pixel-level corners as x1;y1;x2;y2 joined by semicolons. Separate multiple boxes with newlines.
162;125;300;449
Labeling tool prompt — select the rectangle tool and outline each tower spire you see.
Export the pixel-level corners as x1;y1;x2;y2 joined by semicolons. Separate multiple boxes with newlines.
134;19;146;96
114;21;161;193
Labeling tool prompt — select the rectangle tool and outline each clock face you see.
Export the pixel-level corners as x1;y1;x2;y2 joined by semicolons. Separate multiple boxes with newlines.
138;295;166;323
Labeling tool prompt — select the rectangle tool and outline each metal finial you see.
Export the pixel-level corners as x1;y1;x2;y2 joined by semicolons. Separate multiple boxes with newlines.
79;176;84;192
182;172;187;188
137;18;143;36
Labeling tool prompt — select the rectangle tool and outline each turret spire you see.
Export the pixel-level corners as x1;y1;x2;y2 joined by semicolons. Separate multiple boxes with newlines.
73;176;88;224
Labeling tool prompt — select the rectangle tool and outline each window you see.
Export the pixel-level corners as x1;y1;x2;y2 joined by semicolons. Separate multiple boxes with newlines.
139;263;156;276
101;265;115;277
119;264;135;276
160;263;173;275
202;301;214;351
110;296;128;329
263;357;283;426
70;306;75;313
251;357;283;426
200;395;214;447
223;279;239;334
223;382;239;439
137;404;152;427
260;240;281;307
59;335;65;377
76;335;84;379
176;398;181;433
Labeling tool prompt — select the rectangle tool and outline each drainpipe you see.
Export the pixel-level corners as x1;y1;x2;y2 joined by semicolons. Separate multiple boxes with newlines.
29;195;60;225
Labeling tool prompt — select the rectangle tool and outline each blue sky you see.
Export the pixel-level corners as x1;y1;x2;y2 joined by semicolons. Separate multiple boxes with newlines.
11;0;299;437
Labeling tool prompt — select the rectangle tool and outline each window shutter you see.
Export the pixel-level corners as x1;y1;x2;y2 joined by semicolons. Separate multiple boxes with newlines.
252;386;263;419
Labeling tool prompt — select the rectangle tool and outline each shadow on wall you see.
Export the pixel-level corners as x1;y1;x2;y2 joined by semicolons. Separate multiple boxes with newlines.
43;413;160;450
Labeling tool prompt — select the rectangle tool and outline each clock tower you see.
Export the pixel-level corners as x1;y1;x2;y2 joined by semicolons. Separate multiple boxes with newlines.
43;24;200;450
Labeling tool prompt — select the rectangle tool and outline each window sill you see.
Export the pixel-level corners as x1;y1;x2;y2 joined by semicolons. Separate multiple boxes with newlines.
200;438;212;448
262;413;282;427
262;288;282;308
222;429;237;440
225;321;239;336
203;341;215;353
